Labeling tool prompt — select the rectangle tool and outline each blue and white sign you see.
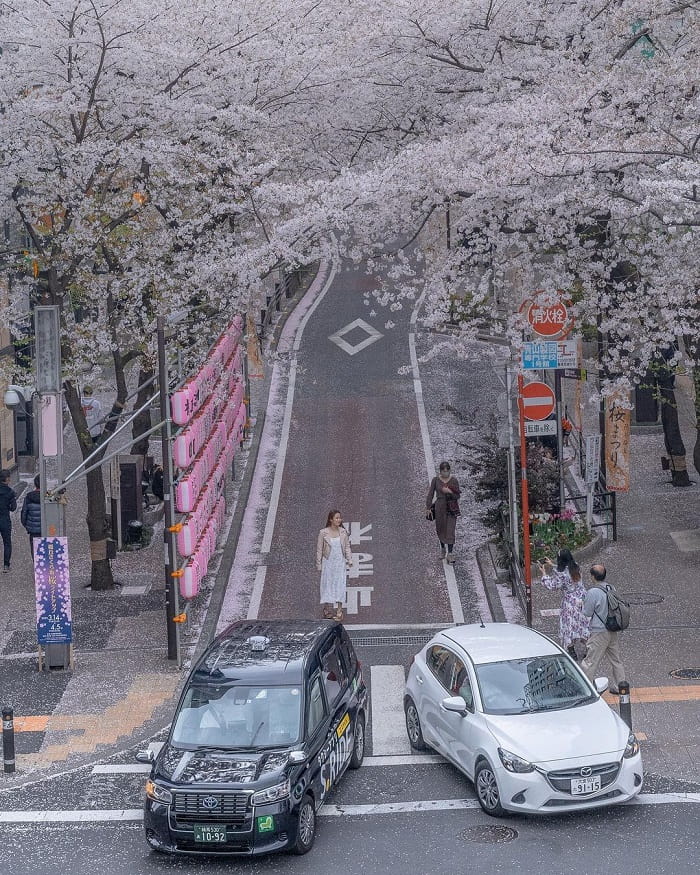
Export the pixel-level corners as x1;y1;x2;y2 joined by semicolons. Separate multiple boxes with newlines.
522;339;578;370
35;537;72;646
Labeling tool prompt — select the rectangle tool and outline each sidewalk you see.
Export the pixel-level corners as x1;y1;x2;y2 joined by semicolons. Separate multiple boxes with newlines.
0;282;308;788
529;380;700;787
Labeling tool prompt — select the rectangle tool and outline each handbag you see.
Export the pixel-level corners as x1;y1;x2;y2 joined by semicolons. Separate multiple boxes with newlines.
426;506;435;522
446;497;461;517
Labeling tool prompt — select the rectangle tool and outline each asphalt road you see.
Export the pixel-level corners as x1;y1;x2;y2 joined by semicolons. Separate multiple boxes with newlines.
259;263;453;624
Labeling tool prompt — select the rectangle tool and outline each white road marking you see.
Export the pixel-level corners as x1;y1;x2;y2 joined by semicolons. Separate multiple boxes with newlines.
408;315;463;625
2;794;699;823
328;318;383;356
362;754;446;767
348;522;373;545
246;565;267;620
348;552;374;578
259;264;336;556
344;586;374;614
345;623;455;630
321;799;481;816
370;665;411;755
91;764;151;775
540;608;561;617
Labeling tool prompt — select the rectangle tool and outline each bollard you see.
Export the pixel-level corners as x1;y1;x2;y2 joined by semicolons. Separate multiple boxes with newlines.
618;681;632;730
2;706;16;774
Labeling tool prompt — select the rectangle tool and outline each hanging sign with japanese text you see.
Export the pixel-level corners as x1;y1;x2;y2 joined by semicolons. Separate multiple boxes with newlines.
605;394;631;491
35;537;72;645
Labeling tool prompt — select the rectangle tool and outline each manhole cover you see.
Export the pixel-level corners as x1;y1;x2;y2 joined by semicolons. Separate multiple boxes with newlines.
670;668;700;680
460;825;518;844
624;592;664;606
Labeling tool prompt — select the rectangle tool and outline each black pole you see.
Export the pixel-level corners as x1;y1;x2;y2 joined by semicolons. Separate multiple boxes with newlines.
618;681;632;730
157;317;179;663
2;706;16;774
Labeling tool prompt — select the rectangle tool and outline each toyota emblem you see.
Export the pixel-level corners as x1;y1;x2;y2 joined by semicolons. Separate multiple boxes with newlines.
201;795;220;810
580;767;592;777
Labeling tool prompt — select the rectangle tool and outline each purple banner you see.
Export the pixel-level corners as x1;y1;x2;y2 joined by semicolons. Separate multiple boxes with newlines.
34;537;72;646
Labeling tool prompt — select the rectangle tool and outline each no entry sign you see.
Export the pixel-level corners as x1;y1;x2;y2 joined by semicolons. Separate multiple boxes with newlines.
522;381;555;421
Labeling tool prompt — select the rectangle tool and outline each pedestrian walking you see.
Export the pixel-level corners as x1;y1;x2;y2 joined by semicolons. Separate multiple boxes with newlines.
426;461;461;563
150;465;164;503
538;548;589;661
0;469;17;572
20;474;42;556
581;564;627;694
316;510;352;621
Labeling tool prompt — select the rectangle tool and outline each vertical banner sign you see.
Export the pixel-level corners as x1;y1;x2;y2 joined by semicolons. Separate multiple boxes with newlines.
605;395;631;491
585;435;602;486
35;537;72;645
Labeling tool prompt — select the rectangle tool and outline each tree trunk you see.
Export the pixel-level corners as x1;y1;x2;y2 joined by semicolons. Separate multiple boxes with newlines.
131;365;155;460
63;381;116;590
657;371;691;487
693;365;700;477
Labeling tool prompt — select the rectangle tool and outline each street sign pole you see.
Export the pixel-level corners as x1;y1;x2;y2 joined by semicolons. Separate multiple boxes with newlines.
505;365;519;566
555;369;565;510
517;373;533;627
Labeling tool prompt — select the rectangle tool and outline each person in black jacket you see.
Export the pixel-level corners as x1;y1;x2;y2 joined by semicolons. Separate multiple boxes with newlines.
0;469;17;571
21;475;42;556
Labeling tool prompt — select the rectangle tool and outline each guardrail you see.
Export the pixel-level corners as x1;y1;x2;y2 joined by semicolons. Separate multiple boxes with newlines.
258;264;317;339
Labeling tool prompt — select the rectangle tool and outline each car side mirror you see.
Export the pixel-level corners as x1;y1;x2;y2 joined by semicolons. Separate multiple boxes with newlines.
288;750;306;765
135;749;155;764
442;696;469;716
594;677;609;695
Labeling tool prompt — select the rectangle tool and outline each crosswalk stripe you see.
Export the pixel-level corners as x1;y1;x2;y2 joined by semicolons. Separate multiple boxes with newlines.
1;795;699;824
370;665;411;756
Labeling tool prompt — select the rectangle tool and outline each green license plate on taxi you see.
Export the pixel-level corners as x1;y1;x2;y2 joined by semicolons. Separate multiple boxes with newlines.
193;824;227;843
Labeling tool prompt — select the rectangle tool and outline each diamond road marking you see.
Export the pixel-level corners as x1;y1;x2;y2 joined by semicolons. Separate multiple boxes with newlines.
328;318;383;356
670;529;700;552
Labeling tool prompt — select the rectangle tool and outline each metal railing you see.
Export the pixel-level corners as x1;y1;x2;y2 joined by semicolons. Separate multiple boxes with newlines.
258;264;317;339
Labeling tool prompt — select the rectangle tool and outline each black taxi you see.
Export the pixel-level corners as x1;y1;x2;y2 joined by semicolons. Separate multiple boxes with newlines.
137;619;367;856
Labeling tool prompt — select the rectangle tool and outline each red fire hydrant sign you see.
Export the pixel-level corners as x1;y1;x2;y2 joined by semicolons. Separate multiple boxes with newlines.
525;291;572;338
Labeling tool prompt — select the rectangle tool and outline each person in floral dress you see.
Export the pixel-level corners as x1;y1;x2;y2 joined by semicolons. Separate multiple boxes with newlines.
539;548;589;661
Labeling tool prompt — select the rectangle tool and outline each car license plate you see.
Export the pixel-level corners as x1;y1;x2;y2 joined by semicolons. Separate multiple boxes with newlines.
193;824;227;843
570;775;601;795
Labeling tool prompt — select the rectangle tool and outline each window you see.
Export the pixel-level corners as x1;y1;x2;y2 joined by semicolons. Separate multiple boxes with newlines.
321;639;348;707
427;645;453;689
306;677;326;735
450;657;474;710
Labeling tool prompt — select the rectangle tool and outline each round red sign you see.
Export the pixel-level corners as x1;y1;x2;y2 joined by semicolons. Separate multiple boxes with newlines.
522;381;555;421
526;292;571;338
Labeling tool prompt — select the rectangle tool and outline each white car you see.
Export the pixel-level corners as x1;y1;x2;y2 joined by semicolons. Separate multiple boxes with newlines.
404;623;642;815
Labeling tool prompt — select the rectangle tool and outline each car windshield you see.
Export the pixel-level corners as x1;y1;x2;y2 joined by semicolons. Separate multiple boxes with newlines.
475;655;595;715
171;684;302;749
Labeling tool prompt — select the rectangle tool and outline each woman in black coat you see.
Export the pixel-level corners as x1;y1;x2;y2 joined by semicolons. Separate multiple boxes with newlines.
426;461;461;564
21;475;42;555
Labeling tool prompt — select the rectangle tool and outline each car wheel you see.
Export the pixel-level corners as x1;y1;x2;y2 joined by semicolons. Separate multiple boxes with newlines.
475;760;506;817
349;714;365;769
404;697;429;751
291;794;316;855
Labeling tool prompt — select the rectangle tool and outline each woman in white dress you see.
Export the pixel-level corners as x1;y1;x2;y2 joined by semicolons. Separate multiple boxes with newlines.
316;510;352;621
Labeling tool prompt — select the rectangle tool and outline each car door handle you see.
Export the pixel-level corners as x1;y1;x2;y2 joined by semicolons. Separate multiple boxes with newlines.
415;674;424;685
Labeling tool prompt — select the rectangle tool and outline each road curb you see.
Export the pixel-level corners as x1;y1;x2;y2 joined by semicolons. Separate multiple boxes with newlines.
475;543;507;623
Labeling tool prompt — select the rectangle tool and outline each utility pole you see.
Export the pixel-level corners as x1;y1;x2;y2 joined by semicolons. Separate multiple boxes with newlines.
517;373;533;627
157;316;181;663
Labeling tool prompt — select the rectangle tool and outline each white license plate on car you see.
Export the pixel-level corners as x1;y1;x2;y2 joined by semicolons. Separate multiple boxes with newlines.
571;775;601;795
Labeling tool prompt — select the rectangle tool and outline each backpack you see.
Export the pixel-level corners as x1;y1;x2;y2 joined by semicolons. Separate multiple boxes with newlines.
593;584;630;632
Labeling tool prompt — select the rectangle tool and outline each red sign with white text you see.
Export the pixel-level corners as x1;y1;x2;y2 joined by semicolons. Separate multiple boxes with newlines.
526;292;572;338
522;381;556;421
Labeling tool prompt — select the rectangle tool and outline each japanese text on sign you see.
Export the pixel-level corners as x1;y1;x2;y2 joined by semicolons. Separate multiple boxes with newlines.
605;397;631;491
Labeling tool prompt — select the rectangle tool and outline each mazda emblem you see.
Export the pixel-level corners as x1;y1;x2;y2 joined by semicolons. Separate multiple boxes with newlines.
201;795;220;810
580;767;592;777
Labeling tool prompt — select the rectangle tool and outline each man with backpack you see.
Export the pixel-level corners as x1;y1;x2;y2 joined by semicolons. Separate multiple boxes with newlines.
581;564;628;694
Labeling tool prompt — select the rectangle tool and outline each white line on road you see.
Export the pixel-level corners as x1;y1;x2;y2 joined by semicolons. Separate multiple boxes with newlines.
370;665;411;756
91;765;151;775
246;565;267;620
345;623;456;631
259;264;337;555
3;794;699;824
362;754;446;767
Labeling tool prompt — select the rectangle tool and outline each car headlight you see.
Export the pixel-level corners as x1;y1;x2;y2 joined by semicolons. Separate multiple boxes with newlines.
145;779;172;805
623;732;640;759
498;748;535;773
252;779;290;805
